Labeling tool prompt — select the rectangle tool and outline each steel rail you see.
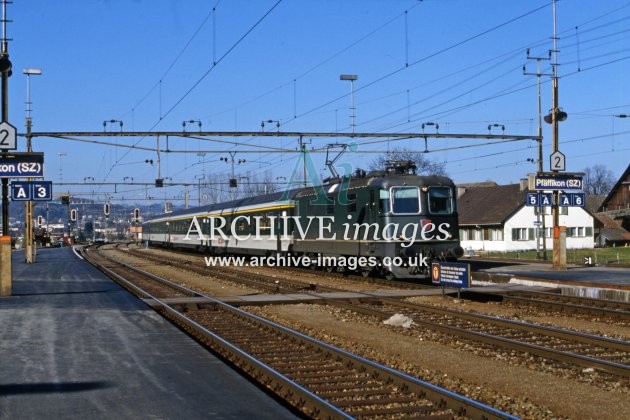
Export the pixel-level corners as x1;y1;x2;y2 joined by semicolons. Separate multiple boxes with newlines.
368;299;630;377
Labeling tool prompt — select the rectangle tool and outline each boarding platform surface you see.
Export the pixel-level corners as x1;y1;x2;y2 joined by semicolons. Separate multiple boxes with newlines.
470;259;630;290
0;247;296;419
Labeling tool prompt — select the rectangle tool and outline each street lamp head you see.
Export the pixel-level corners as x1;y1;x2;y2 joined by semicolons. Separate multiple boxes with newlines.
340;74;358;81
23;68;42;75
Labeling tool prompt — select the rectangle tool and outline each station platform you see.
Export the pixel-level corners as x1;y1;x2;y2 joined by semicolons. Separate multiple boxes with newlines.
0;247;296;419
470;259;630;290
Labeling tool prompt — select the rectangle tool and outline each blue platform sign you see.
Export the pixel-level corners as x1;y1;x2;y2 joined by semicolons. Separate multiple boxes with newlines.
431;262;471;288
0;153;44;178
10;181;53;201
11;182;31;201
559;192;585;207
525;192;553;207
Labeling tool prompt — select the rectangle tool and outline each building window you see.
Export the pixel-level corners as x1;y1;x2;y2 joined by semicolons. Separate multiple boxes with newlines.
512;228;528;241
569;227;588;237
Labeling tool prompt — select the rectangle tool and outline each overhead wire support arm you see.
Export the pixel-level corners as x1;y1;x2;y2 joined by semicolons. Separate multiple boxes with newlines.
24;130;542;142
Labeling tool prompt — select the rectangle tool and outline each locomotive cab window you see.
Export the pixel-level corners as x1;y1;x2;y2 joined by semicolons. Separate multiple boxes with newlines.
391;187;420;214
428;187;453;214
379;189;390;213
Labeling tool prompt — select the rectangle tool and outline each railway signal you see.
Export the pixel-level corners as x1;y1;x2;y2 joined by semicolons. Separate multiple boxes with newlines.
104;203;110;217
70;208;77;222
133;208;140;221
37;215;43;227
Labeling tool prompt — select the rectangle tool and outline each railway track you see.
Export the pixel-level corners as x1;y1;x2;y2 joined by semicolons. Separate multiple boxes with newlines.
339;298;630;378
127;245;630;323
84;245;514;419
101;245;630;378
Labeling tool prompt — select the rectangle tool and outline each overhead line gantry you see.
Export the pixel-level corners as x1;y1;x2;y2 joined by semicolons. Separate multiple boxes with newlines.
24;130;541;142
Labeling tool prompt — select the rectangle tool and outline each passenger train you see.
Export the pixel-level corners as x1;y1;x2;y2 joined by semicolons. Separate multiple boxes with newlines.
142;161;464;279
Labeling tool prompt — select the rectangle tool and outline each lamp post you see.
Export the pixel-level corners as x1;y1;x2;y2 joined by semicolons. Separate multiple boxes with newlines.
340;74;358;133
548;0;567;270
22;68;42;263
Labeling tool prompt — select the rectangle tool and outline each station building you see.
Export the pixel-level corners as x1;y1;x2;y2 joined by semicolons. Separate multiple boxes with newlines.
457;181;594;253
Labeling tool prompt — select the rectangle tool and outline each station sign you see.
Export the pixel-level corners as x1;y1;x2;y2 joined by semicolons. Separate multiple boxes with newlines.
10;181;53;201
529;172;583;191
525;192;553;207
0;153;44;178
431;262;471;288
559;192;585;207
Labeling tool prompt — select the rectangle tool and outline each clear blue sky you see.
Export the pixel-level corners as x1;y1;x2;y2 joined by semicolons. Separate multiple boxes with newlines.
8;0;630;204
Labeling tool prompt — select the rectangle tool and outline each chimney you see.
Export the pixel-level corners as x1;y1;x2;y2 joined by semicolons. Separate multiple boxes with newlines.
519;178;528;191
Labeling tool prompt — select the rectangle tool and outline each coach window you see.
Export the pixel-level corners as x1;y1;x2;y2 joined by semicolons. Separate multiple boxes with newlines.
391;186;420;214
428;187;453;214
259;214;270;231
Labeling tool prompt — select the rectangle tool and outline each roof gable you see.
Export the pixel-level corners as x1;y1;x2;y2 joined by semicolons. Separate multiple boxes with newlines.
600;163;630;211
458;184;525;225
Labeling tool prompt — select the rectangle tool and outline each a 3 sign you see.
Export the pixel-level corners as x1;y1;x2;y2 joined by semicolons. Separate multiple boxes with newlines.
10;181;53;201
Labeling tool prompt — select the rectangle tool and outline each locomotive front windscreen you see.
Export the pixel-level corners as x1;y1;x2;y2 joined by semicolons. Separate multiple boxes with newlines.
428;186;454;214
391;187;420;214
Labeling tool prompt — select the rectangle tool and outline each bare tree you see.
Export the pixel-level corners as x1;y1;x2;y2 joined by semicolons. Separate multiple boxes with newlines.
369;148;447;176
583;164;615;195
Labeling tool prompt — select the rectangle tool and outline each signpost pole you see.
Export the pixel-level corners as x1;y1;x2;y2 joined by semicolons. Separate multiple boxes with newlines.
550;0;566;270
25;108;33;263
1;0;10;236
0;0;11;295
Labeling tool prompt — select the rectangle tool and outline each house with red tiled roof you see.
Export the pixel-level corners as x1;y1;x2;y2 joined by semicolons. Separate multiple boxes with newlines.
457;182;594;252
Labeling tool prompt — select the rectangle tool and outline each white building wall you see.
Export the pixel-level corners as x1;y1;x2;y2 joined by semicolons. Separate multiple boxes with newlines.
461;206;594;252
